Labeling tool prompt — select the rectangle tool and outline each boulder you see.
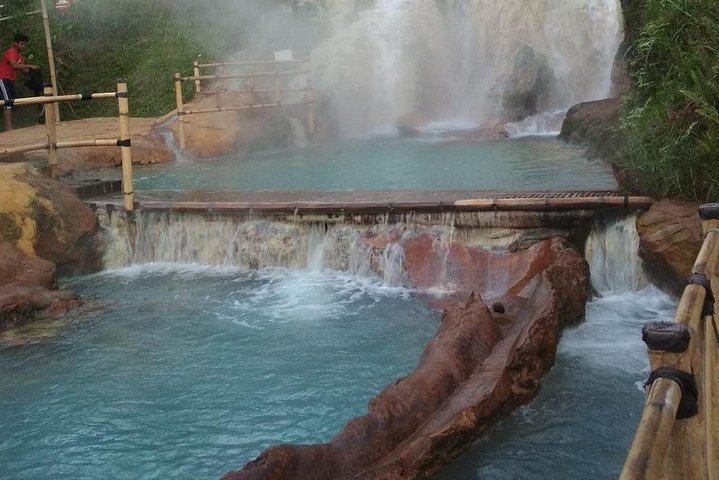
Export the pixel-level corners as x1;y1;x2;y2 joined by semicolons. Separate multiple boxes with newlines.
0;163;98;332
0;244;56;289
501;45;555;121
0;163;103;275
395;112;428;137
172;91;309;157
221;237;588;479
636;200;702;294
559;98;620;160
0;286;81;332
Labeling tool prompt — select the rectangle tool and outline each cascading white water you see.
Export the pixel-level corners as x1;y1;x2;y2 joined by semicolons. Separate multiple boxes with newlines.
585;212;647;295
313;0;623;136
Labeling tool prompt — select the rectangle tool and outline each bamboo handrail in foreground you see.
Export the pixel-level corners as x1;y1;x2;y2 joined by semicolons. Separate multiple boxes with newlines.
620;210;719;480
0;82;135;212
174;57;315;149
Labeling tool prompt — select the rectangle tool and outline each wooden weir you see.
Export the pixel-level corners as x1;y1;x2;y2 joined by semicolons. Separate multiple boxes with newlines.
0;81;135;211
620;203;719;480
173;58;315;149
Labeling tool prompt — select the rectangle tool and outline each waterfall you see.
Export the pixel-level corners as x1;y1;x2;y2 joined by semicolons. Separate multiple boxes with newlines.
312;0;623;136
98;209;522;288
585;212;647;295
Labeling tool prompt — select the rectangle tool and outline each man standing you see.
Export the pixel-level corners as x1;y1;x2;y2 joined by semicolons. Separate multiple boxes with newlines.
0;34;39;131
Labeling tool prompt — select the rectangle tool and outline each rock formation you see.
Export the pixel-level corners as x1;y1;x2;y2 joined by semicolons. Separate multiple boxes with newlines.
636;200;702;294
171;91;310;157
0;163;101;331
222;237;588;479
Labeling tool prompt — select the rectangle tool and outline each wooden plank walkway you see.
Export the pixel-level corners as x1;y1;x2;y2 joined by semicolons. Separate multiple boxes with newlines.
82;187;654;215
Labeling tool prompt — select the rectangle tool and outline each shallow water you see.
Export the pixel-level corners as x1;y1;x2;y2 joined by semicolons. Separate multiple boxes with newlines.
122;137;617;192
0;265;440;479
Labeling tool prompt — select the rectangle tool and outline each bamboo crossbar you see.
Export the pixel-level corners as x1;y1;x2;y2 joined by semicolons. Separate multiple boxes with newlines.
454;196;655;209
0;92;119;108
56;139;120;148
0;9;41;22
0;139;125;156
197;60;307;68
0;143;49;155
182;102;309;115
179;71;310;83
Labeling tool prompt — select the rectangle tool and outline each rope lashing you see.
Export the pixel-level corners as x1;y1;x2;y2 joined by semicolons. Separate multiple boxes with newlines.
642;321;690;353
645;367;698;419
116;139;131;147
686;273;714;316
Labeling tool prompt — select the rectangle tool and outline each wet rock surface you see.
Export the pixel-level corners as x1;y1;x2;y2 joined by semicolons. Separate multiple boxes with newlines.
636;200;702;294
0;164;98;331
222;237;588;480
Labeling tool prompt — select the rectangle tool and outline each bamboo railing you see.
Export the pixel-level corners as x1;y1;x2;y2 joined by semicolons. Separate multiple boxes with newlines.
173;58;315;149
0;81;135;212
620;204;719;479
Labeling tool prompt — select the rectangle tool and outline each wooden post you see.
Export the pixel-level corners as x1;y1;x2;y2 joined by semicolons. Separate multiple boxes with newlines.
275;61;281;105
306;60;315;135
193;60;201;93
246;63;254;105
174;73;186;149
117;80;134;212
39;0;60;122
43;85;58;178
620;378;683;480
700;210;719;480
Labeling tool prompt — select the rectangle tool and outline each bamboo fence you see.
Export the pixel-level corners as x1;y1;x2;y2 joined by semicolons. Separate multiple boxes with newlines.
0;81;135;211
620;205;719;479
174;58;315;149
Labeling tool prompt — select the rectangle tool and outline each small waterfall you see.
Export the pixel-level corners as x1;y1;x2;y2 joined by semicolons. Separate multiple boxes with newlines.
98;209;528;290
585;213;647;295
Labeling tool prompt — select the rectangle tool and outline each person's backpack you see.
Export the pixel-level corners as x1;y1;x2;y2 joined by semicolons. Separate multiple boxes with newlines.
24;69;44;95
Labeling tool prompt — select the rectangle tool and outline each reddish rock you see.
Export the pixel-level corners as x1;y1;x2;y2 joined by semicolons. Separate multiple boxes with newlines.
221;237;588;480
0;285;81;331
636;200;702;293
0;244;56;289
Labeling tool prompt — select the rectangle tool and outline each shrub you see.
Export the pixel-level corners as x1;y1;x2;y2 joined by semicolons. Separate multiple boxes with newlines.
619;0;719;201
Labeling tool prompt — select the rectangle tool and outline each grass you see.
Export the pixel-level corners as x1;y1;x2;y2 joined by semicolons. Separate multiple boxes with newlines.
618;0;719;201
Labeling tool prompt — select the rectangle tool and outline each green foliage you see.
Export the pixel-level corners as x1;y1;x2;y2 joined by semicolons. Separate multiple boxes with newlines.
1;0;253;120
619;0;719;200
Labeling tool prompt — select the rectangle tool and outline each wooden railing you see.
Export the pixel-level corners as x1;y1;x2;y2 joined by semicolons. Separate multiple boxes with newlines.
0;81;135;212
173;58;315;149
620;204;719;479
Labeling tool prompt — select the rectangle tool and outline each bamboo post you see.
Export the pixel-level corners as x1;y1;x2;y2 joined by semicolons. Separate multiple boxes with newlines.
43;85;58;178
620;378;683;480
699;206;719;480
174;73;186;149
306;60;315;135
39;0;60;122
117;80;134;212
193;60;201;93
246;63;254;105
275;61;281;105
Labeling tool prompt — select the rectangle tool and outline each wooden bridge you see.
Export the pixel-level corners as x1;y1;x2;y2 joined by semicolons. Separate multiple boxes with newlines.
80;185;653;217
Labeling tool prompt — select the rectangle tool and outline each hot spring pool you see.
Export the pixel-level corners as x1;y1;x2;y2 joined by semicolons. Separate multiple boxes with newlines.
0;266;675;480
123;136;617;192
0;266;440;479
